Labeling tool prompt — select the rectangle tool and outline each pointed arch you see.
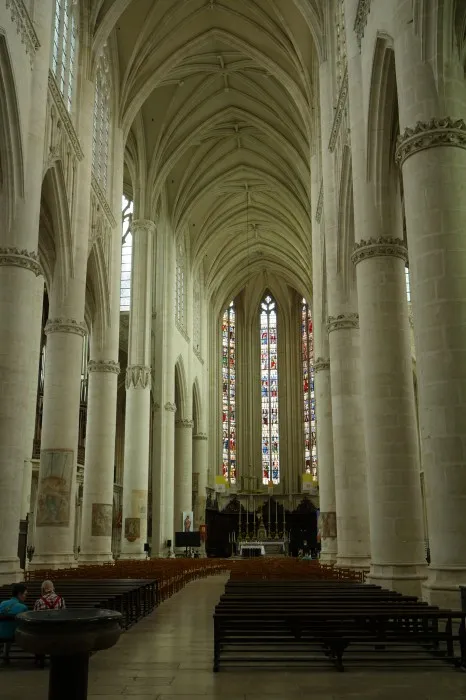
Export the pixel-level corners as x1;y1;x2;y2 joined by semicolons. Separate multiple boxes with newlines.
192;377;202;435
86;239;111;346
337;144;355;301
174;354;188;420
0;31;24;236
41;162;73;298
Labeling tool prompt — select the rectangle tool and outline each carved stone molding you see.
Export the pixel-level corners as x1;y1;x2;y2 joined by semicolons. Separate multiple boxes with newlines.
45;318;87;337
176;320;191;344
164;402;177;412
132;219;156;236
327;313;359;333
125;365;151;389
315;180;324;223
91;175;116;227
88;360;120;375
329;70;348;153
193;433;208;441
175;419;194;429
354;0;371;46
314;357;330;373
5;0;40;66
351;237;408;266
395;118;466;166
0;247;41;276
48;73;84;161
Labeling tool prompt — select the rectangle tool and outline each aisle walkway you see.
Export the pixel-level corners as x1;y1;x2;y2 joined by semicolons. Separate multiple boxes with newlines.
1;574;465;699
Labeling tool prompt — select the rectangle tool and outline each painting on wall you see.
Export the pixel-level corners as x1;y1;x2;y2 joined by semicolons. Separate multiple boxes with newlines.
91;503;113;537
125;517;140;542
319;511;337;539
182;511;193;532
36;449;74;526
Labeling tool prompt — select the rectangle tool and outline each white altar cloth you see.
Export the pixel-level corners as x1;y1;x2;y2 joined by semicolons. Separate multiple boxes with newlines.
239;543;266;556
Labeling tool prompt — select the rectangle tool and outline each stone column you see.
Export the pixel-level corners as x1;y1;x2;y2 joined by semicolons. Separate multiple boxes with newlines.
193;433;208;529
314;359;337;562
79;360;120;563
0;3;52;583
173;419;194;536
327;314;371;568
393;1;466;606
121;219;155;559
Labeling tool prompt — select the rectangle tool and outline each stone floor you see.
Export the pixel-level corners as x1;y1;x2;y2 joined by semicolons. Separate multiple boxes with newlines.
1;573;465;699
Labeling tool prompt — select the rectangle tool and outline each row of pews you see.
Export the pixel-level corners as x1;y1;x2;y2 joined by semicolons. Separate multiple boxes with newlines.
213;560;466;672
1;558;227;664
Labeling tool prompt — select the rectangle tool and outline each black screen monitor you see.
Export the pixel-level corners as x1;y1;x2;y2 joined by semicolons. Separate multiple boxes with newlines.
175;531;201;548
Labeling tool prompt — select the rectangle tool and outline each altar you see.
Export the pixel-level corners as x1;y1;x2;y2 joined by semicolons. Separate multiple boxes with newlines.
238;540;286;557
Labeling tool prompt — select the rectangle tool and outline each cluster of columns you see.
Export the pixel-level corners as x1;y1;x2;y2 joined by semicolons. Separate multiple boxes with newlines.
313;0;466;605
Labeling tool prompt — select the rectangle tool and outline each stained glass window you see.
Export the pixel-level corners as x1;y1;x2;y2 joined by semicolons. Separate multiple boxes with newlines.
405;265;411;302
92;45;111;192
120;196;133;311
302;299;317;480
51;0;78;112
261;295;279;485
222;302;236;483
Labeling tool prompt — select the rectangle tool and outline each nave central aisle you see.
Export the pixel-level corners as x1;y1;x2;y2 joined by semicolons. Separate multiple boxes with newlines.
2;574;465;700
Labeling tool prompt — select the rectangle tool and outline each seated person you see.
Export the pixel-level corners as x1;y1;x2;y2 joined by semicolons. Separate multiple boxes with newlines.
0;583;28;661
34;580;66;611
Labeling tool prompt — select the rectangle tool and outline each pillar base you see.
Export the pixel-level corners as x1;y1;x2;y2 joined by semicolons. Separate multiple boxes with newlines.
28;553;78;571
118;552;147;561
0;558;23;585
78;552;114;566
367;562;427;596
422;566;466;609
336;555;371;571
320;538;337;564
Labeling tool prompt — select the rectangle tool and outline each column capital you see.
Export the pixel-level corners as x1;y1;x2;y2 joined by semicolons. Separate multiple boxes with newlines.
45;318;87;337
327;313;359;333
351;237;408;266
164;402;177;412
125;364;151;389
131;219;157;236
395;117;466;166
314;357;330;373
193;433;208;441
88;360;120;375
175;418;194;429
0;247;42;276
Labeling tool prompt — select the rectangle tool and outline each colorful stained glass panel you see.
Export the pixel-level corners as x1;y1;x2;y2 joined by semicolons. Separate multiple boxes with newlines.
261;295;279;484
222;302;236;483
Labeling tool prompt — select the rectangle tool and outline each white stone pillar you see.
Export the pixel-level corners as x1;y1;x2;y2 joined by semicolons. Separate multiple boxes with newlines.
163;402;176;552
193;433;208;528
31;320;87;568
173;419;194;535
121;219;155;559
79;360;120;563
0;3;52;584
393;0;466;607
21;461;33;521
314;360;337;562
328;315;371;569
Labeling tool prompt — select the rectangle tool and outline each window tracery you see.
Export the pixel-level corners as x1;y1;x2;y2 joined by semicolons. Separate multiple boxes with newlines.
51;0;78;112
260;294;279;485
335;0;347;93
193;273;201;356
120;196;133;311
302;299;317;480
92;45;111;192
175;240;186;331
222;301;236;483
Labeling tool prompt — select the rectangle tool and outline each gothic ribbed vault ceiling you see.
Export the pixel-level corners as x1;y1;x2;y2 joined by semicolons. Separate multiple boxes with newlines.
92;0;322;303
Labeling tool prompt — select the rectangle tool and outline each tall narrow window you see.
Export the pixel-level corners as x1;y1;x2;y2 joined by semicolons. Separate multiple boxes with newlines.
260;294;279;484
120;196;133;311
51;0;78;112
222;302;236;483
302;299;317;480
175;240;186;330
193;274;201;356
92;46;111;192
405;265;411;303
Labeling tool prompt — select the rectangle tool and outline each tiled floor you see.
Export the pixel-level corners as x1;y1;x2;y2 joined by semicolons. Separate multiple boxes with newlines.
1;573;465;699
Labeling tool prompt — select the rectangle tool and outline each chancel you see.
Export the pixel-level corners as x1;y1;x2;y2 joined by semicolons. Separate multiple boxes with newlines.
1;1;466;698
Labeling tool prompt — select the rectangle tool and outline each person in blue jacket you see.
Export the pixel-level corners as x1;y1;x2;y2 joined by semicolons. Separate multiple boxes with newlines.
0;583;28;642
